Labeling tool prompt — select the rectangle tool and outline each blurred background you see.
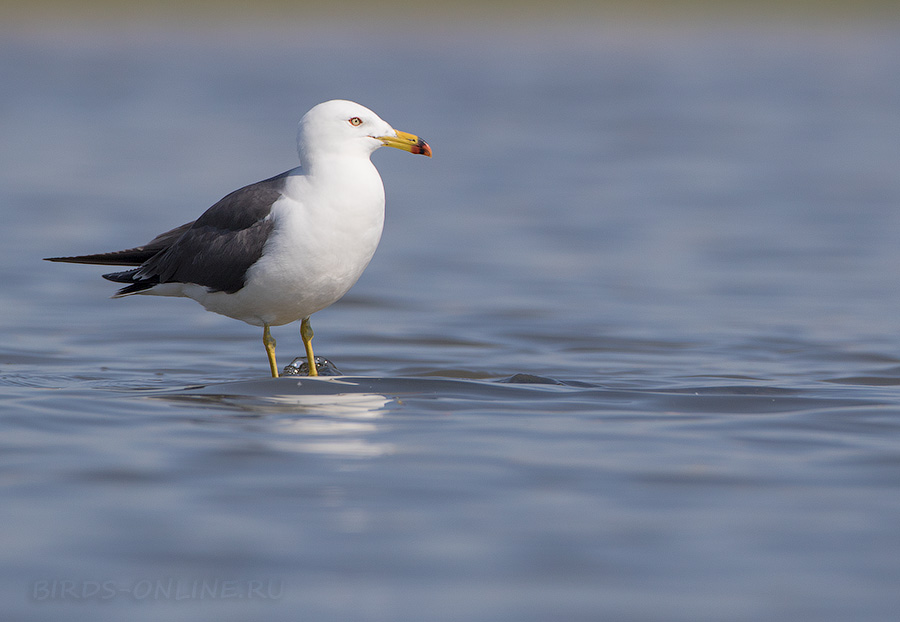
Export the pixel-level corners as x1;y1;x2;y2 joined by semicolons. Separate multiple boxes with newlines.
3;3;900;622
2;0;900;22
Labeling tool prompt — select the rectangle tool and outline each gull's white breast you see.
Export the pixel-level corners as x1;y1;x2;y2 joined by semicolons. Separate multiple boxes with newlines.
182;161;386;327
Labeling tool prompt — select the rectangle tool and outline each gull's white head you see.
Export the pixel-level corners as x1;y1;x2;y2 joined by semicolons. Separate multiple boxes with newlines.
297;99;431;164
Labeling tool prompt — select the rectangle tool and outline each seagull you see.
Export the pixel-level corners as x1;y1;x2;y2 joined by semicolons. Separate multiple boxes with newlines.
45;100;432;377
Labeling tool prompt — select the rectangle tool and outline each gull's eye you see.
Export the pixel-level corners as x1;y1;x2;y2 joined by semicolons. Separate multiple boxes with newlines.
349;117;363;126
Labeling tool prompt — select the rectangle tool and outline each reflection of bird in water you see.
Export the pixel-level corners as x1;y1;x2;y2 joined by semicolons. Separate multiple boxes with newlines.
46;100;432;377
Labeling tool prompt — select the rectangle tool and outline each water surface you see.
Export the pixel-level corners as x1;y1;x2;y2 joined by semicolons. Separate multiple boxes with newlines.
2;22;900;622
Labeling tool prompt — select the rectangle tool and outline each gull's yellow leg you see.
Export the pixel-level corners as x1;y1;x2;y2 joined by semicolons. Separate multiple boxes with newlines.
300;317;318;377
263;324;279;378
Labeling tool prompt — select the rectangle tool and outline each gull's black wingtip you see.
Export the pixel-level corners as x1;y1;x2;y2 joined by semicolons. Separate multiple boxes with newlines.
42;250;154;266
45;255;110;264
44;254;116;265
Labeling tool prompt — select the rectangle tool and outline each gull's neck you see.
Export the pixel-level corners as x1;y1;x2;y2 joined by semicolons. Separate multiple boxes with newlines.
287;149;385;213
301;148;370;175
